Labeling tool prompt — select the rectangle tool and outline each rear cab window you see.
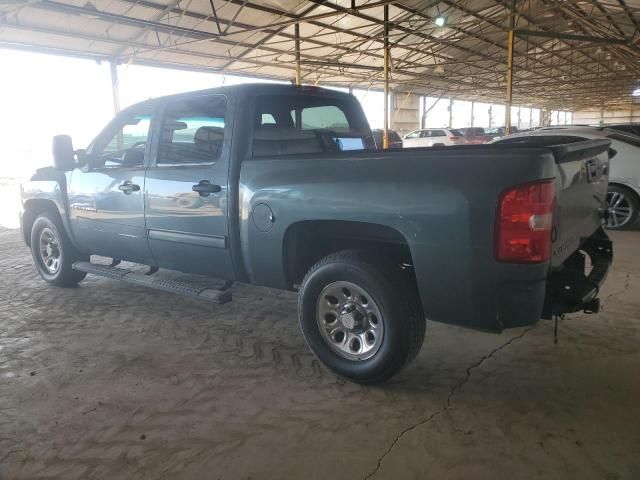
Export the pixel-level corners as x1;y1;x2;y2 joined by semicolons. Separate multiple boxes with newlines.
252;93;374;157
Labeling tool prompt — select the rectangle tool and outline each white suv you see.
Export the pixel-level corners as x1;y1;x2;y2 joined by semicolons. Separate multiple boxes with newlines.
402;128;464;148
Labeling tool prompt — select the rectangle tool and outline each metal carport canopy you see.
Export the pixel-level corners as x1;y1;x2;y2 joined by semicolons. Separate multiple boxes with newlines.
1;0;640;110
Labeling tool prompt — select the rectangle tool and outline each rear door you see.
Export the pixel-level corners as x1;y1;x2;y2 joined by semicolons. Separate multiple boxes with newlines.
427;129;447;146
144;93;235;279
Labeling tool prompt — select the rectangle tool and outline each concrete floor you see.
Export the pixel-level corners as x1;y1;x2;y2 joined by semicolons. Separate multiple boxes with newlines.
1;226;639;480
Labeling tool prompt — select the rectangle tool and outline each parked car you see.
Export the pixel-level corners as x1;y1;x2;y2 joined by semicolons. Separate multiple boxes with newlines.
491;127;640;229
402;128;464;147
20;84;612;384
486;126;519;138
459;127;491;144
535;125;592;131
371;129;403;149
603;123;640;137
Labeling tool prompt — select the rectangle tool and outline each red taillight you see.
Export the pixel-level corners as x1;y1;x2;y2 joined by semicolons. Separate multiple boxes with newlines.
495;180;555;263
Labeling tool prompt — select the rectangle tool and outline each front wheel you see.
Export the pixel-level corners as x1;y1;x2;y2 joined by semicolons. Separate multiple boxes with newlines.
298;250;426;384
30;213;87;286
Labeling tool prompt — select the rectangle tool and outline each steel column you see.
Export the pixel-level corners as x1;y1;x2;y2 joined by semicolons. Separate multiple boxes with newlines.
110;61;120;114
470;101;474;127
294;23;301;86
505;0;515;134
383;5;390;149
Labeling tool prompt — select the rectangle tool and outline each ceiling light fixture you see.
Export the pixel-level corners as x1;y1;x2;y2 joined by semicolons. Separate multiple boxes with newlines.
434;16;446;27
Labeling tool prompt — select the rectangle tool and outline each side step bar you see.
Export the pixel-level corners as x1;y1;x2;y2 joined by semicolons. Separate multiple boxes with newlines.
72;261;232;305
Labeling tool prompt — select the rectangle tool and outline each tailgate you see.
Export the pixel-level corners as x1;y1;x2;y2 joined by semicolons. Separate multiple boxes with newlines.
548;139;610;267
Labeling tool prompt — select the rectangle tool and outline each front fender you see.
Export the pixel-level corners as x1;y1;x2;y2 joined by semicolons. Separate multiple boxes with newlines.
20;168;77;248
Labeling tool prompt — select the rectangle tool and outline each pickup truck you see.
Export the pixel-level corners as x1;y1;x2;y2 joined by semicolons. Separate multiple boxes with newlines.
20;84;613;384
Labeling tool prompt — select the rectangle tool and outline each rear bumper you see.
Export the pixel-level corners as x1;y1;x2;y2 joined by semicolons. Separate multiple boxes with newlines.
542;227;612;319
413;228;613;332
497;228;613;329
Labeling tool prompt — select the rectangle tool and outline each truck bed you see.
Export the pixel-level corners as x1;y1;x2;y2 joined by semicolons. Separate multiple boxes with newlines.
238;139;611;332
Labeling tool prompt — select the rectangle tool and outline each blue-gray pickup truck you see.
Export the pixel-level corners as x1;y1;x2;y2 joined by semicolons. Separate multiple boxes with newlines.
20;84;613;383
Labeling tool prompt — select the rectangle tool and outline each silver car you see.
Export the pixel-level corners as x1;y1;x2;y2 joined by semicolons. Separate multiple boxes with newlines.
492;127;640;229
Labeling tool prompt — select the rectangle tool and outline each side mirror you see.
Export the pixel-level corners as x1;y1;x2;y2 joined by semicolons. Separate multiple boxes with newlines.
52;135;76;171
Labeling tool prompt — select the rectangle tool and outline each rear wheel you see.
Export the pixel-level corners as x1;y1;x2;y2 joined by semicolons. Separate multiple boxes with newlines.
30;213;87;286
298;250;426;384
605;185;639;230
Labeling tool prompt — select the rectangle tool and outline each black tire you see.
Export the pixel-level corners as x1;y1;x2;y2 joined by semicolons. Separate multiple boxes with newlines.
30;213;88;286
605;185;639;230
298;250;426;384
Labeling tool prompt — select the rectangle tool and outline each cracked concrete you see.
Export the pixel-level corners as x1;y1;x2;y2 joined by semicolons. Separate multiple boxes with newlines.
1;227;639;479
364;325;539;480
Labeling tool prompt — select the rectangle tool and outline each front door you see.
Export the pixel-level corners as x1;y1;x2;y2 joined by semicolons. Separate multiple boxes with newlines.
144;93;234;279
68;103;155;265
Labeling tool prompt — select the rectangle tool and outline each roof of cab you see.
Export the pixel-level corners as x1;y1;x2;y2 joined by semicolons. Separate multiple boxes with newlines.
130;83;353;109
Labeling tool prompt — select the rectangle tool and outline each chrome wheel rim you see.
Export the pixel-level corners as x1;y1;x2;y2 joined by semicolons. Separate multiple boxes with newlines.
316;281;384;361
606;191;634;228
39;227;61;274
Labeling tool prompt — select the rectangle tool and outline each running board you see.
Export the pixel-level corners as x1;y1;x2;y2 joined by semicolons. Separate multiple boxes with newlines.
72;261;232;304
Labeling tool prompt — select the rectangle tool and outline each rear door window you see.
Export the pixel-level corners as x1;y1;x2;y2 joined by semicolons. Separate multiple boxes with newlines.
157;95;226;165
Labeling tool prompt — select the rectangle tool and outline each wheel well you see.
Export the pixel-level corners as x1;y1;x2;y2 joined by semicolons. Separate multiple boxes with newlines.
282;220;415;288
22;199;62;246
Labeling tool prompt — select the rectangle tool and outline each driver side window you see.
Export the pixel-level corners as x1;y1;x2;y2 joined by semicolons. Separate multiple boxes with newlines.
91;106;152;168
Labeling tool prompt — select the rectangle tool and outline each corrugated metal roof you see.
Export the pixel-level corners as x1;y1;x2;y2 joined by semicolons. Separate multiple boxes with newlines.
2;0;640;108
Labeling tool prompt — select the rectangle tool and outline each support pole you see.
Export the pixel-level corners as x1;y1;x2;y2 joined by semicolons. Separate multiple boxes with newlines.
448;98;453;128
504;0;515;134
470;101;475;128
383;5;390;149
294;23;302;86
110;60;120;114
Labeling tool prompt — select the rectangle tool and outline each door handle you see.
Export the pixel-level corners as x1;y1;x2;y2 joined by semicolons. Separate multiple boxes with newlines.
192;180;222;197
118;181;140;194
